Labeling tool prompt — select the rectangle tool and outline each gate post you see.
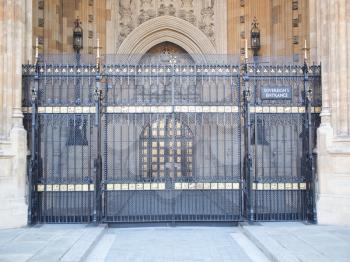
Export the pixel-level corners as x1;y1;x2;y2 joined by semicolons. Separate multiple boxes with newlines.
303;61;317;223
93;57;103;224
28;61;40;225
242;61;254;222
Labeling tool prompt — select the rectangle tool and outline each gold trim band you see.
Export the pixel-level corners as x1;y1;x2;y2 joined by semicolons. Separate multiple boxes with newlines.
23;106;321;114
36;182;308;192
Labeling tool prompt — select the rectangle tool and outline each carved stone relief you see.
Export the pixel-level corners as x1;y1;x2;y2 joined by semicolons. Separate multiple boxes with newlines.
199;0;215;45
117;0;220;50
158;0;176;16
178;0;196;25
119;0;134;44
138;0;156;25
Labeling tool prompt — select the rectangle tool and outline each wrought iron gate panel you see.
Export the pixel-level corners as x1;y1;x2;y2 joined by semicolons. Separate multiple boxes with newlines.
245;64;321;221
102;65;242;222
22;60;321;224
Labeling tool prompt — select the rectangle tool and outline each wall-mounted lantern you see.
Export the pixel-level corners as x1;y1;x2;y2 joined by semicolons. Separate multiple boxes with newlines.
73;18;83;53
251;17;261;57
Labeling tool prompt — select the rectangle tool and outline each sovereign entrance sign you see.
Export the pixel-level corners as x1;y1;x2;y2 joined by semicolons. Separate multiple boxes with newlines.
261;86;292;100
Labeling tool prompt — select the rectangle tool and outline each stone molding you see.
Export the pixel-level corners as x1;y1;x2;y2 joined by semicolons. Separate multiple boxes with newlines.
117;15;216;61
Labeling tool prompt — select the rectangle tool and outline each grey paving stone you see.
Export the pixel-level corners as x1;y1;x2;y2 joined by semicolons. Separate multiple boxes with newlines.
243;222;350;262
96;227;251;262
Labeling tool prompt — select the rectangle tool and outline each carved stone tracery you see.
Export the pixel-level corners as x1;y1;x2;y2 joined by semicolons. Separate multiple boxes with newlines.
118;0;217;48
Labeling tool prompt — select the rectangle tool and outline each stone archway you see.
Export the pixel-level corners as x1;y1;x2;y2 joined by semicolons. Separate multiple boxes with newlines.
116;15;216;63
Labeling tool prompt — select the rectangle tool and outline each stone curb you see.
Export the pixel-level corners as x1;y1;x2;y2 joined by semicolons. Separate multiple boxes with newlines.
239;225;298;262
60;224;107;262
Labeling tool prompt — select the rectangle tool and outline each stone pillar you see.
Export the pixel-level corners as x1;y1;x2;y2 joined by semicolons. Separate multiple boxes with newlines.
0;0;31;228
312;0;350;225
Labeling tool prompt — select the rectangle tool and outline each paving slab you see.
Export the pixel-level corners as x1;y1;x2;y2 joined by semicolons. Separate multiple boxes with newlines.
87;226;262;262
0;224;106;262
242;222;350;262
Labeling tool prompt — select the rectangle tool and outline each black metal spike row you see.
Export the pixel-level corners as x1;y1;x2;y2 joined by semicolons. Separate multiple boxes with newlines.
23;58;321;224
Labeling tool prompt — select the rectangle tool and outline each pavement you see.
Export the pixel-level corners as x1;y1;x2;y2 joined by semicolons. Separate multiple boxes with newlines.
0;222;349;262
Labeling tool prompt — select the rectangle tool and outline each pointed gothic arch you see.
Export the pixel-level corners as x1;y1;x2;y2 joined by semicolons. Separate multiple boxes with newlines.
117;15;217;63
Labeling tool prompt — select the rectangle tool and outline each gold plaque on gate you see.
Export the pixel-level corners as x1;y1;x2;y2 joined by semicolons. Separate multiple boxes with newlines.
211;183;218;190
175;183;182;190
68;184;75;191
277;107;284;113
68;107;75;113
182;183;189;190
232;183;240;190
271;183;278;190
151;183;158;190
129;183;136;190
121;184;129;190
263;183;270;190
189;183;196;190
38;107;45;113
292;183;299;190
60;184;67;191
189;106;196;112
45;107;52;113
75;107;82;113
83;107;91;113
225;183;233;190
278;183;285;190
53;107;60;113
285;183;292;190
129;106;136;113
75;184;82;191
204;183;211;190
217;106;225;113
210;106;217;113
37;185;45;192
299;107;306;113
300;183;307;190
203;106;210;112
107;184;114;191
136;183;143;190
60;107;68;113
257;183;263;190
218;183;225;190
263;107;270;113
46;185;53;191
197;183;204;190
82;184;89;191
53;185;60;191
144;183;151;190
291;107;299;113
90;184;95;191
270;107;277;113
255;107;263;113
232;106;239;113
252;183;257;190
225;106;232;113
114;184;121;191
195;106;203;113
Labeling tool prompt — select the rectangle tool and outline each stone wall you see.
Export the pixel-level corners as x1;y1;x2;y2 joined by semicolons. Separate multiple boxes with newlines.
310;0;350;225
0;0;31;228
32;0;309;60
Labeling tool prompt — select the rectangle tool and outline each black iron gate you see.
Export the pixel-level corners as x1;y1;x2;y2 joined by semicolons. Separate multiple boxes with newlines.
22;58;321;224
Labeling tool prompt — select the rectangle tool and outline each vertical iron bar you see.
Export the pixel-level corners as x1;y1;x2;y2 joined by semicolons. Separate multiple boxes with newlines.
304;62;317;223
243;62;253;221
93;71;102;224
28;64;39;225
